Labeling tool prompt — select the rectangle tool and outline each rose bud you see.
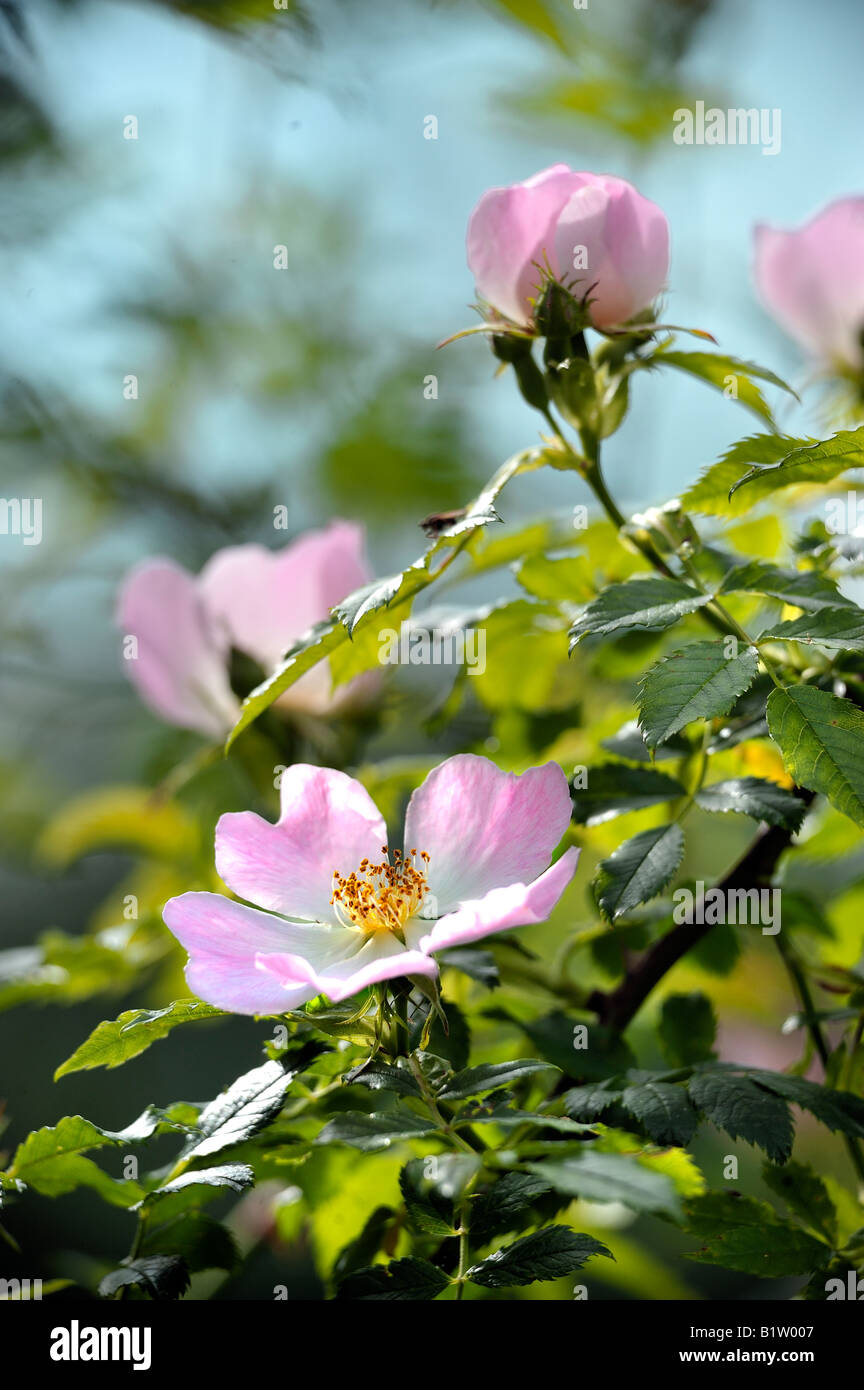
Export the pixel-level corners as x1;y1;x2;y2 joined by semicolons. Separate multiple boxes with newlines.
466;165;670;332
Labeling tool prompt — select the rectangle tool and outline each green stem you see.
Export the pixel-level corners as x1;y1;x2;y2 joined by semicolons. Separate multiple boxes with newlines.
775;935;864;1187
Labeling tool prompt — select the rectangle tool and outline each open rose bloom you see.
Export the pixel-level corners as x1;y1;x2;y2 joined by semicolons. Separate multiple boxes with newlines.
117;522;372;738
466;164;669;330
163;754;579;1014
754;197;864;372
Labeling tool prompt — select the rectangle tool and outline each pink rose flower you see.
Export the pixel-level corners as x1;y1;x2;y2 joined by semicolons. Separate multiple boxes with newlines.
117;522;372;738
466;164;669;330
163;754;579;1014
754;197;864;370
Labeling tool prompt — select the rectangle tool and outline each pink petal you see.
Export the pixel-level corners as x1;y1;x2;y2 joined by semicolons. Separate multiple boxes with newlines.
215;763;387;921
466;164;583;325
163;890;358;1014
409;847;580;952
403;754;573;912
754;198;864;367
256;936;438;1004
116;558;239;738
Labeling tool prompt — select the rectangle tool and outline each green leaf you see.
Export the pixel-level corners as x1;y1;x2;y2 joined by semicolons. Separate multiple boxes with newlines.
651;350;796;424
600;719;690;763
437;947;500;989
684;1193;831;1277
98;1255;190;1301
729;426;864;501
570;765;686;825
332;1207;396;1284
682;433;812;517
54;1000;225;1079
569;578;711;649
226;447;547;746
762;1161;837;1244
637;640;759;748
181;1059;302;1162
596;824;685;921
141;1212;239;1273
7;1116;144;1207
658;993;717;1067
454;1103;591;1135
719;560;855;612
510;1009;636;1081
619;1082;699;1147
562;1080;623;1123
342;1061;422;1099
399;1154;480;1236
337;1256;450;1301
466;1226;612;1288
315;1111;438;1152
759;606;864;653
438;1059;556;1102
469;1172;552;1244
687;1070;793;1162
694;777;806;830
747;1069;864;1143
144;1164;254;1203
767;685;864;827
527;1151;681;1216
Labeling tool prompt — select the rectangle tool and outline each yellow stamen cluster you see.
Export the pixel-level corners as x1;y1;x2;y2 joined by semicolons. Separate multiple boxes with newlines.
330;846;431;937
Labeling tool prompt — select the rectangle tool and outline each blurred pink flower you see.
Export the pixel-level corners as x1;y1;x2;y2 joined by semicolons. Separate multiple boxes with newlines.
466;165;669;330
754;197;864;370
117;522;372;738
163;754;579;1014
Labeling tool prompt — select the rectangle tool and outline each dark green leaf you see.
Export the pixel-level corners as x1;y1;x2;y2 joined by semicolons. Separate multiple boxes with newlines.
315;1111;437;1152
600;719;690;763
145;1164;254;1202
687;1070;793;1162
747;1069;864;1143
438;1059;556;1102
596;824;685;921
719;561;855;612
337;1256;450;1301
767;685;864;827
527;1151;681;1216
142;1212;239;1273
658;994;717;1067
332;1207;396;1284
469;1172;553;1244
760;607;864;653
562;1081;623;1122
620;1082;698;1146
399;1156;476;1236
342;1061;422;1099
569;578;711;649
437;947;499;989
98;1255;189;1302
684;1193;830;1277
694;777;806;830
182;1059;304;1162
637;641;759;748
762;1161;837;1244
466;1226;612;1288
570;765;685;825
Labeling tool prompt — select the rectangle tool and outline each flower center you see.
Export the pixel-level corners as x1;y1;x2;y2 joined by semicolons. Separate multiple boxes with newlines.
330;846;431;937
